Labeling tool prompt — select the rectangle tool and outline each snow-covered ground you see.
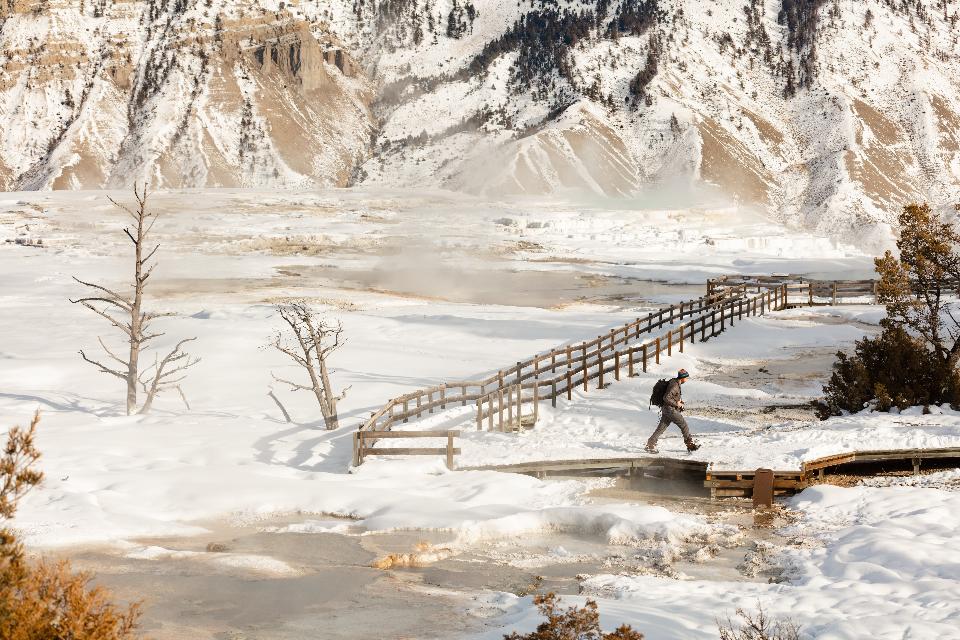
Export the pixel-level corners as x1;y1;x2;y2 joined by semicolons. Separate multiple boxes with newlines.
3;189;959;638
2;188;873;548
476;484;960;639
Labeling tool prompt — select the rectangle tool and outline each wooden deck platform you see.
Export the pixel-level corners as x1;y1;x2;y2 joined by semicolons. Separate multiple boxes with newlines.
465;447;960;500
461;456;707;479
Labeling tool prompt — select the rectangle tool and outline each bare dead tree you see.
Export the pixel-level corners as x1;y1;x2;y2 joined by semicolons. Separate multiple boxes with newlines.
717;604;800;640
269;302;349;430
70;184;199;415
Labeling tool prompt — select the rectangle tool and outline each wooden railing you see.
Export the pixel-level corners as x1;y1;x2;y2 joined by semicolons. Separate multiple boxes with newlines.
352;284;791;467
474;285;789;433
353;429;460;468
708;274;960;305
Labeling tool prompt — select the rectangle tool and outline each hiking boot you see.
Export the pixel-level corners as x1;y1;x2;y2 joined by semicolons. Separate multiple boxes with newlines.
644;444;659;454
686;442;701;452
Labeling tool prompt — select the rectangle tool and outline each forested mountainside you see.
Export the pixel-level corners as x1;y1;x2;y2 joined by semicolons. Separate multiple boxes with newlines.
2;0;960;247
331;0;960;247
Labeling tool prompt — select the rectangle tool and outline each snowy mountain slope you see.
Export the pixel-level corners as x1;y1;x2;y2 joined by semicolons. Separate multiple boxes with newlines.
0;0;374;190
328;0;960;248
2;0;959;248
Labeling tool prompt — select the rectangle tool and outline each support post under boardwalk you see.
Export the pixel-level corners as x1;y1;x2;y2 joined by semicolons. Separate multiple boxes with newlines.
753;468;774;509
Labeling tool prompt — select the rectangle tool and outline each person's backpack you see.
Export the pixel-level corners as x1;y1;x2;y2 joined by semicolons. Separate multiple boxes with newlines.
650;378;669;408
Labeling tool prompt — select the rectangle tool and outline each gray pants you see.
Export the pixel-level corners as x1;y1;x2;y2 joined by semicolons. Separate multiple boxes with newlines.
647;407;694;448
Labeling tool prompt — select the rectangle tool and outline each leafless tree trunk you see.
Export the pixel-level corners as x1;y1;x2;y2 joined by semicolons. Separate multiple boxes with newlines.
71;184;199;415
269;302;349;429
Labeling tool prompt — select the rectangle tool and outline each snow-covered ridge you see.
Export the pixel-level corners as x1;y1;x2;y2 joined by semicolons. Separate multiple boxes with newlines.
338;0;960;249
3;0;960;246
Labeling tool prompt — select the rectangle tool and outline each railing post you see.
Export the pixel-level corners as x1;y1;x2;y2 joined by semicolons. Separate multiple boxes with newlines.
507;385;514;427
446;433;455;470
642;344;648;372
667;330;673;356
615;351;621;381
416;394;422;417
476;399;482;431
403;399;409;423
488;394;494;431
516;384;523;426
679;324;685;353
582;354;588;392
440;384;446;410
598;352;605;389
655;337;661;364
832;282;837;306
353;432;361;467
498;389;504;431
566;366;573;400
533;378;540;422
628;348;635;377
551;380;557;407
551;352;557;373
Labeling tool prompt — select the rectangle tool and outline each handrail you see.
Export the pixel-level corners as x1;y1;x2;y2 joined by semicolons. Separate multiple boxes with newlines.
352;273;953;467
352;284;795;466
356;286;750;436
475;286;788;432
707;274;960;301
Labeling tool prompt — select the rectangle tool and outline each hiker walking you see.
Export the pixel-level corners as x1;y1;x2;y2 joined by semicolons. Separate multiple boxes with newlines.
646;369;700;454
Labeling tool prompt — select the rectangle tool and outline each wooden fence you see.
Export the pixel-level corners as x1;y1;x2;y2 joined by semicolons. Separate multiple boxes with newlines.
708;274;960;305
353;284;790;467
474;285;790;433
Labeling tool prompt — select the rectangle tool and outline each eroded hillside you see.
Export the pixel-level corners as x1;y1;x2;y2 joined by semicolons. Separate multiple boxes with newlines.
0;0;374;189
2;0;959;248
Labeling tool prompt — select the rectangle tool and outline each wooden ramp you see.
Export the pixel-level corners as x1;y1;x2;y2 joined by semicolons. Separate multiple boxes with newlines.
710;447;960;499
467;448;960;501
705;469;807;498
461;456;707;479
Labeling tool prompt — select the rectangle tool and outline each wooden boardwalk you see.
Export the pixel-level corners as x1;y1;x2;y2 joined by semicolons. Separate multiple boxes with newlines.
461;456;707;479
464;447;960;500
351;273;960;474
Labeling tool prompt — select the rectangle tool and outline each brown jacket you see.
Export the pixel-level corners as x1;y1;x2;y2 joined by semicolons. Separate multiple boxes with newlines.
662;377;683;410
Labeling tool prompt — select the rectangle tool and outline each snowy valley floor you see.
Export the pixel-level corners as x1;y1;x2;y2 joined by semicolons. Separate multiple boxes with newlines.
2;189;960;638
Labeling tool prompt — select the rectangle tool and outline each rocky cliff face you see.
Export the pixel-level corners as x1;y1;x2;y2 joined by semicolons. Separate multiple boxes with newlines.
2;0;959;248
0;0;374;190
328;0;960;249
